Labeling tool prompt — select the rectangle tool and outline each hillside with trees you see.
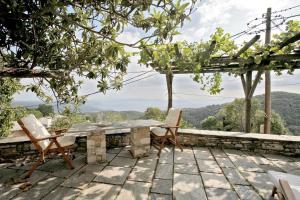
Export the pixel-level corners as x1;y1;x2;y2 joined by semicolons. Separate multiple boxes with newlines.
182;91;300;135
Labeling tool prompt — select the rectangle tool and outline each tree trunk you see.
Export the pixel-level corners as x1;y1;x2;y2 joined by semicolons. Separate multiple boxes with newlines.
166;72;173;110
245;71;252;133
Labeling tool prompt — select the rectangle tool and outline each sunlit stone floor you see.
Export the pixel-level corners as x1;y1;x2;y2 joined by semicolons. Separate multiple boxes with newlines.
1;146;300;200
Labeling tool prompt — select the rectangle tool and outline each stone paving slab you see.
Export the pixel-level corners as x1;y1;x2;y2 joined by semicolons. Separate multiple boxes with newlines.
173;173;206;200
229;156;264;172
240;171;274;199
262;154;294;161
43;186;81;200
155;163;173;179
75;182;121;200
210;149;228;158
206;188;239;200
151;178;172;195
201;172;231;190
174;148;196;164
109;156;137;167
222;168;249;185
51;156;87;178
93;166;131;185
149;193;172;200
117;148;133;158
107;148;122;154
197;160;222;173
135;157;157;170
174;163;199;175
233;185;263;200
193;147;214;160
247;155;270;165
271;160;300;172
0;170;47;200
215;157;235;168
106;153;117;162
62;164;105;189
13;176;64;200
116;180;151;200
158;149;173;164
128;166;155;182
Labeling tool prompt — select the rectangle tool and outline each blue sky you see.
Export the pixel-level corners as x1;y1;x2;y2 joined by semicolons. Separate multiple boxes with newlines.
14;0;300;111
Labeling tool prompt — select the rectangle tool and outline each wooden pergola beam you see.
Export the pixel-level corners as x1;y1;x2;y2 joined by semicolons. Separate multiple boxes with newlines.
278;32;300;50
0;67;66;78
234;35;260;58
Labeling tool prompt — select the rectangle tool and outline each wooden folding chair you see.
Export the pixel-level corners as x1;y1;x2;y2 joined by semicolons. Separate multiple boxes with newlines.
150;108;183;156
268;170;300;200
18;114;76;178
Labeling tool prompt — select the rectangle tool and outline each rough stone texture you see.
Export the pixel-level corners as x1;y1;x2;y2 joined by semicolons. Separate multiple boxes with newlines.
173;173;207;200
222;168;249;185
233;185;263;200
2;129;300;158
128;166;155;182
174;163;199;175
155;163;173;179
109;156;137;167
149;193;172;200
93;166;131;185
197;160;222;173
130;127;151;158
151;179;172;195
201;173;231;190
116;180;151;200
76;182;121;200
43;186;81;200
206;188;239;200
87;129;106;164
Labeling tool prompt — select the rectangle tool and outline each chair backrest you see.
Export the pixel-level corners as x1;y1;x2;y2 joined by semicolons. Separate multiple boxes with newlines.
165;108;182;133
18;114;51;151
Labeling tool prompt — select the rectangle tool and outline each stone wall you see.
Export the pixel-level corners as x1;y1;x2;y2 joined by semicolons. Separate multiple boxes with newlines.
1;129;300;158
178;129;300;156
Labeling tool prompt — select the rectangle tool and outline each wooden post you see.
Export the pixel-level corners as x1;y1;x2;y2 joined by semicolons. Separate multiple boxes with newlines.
166;71;173;110
245;71;252;133
264;8;272;134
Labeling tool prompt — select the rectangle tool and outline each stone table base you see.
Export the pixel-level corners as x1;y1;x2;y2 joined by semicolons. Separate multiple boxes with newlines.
130;127;150;158
87;129;106;164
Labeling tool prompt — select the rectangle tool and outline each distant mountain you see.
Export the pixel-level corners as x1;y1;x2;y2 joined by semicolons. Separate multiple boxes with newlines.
182;91;300;135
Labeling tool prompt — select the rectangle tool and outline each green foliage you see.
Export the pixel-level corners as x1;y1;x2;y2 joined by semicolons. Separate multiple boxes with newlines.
51;107;88;130
0;0;197;104
201;116;222;130
0;78;23;137
143;107;166;121
199;98;289;135
37;104;54;117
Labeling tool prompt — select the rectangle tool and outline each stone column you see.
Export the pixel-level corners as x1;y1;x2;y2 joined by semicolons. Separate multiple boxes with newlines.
130;126;150;158
87;128;106;164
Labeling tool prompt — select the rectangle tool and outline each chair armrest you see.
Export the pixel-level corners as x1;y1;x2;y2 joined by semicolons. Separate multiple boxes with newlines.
159;125;180;128
279;179;296;200
36;134;63;141
48;128;68;135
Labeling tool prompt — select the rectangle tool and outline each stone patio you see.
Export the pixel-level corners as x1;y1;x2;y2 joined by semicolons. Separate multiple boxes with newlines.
1;146;300;200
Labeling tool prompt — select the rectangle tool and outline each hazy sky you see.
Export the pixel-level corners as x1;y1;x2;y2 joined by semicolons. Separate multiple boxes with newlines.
14;0;300;111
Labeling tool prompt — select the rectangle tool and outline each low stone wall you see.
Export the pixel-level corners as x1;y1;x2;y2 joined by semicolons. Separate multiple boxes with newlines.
178;129;300;156
1;129;300;158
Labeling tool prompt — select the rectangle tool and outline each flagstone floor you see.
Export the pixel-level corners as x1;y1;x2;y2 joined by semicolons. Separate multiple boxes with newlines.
1;146;300;200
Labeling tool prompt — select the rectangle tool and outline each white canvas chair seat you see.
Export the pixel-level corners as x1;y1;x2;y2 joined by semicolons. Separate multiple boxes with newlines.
51;136;76;149
150;127;167;136
268;170;300;200
20;114;76;150
151;108;183;156
18;114;75;178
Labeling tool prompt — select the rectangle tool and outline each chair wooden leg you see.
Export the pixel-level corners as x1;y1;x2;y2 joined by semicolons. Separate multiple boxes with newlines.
25;156;44;178
53;140;74;169
157;137;167;157
271;186;277;197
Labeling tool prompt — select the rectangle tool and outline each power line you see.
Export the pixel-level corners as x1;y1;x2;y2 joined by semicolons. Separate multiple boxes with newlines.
269;4;300;14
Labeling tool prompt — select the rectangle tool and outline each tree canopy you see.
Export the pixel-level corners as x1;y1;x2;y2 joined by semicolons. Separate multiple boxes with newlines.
0;0;197;104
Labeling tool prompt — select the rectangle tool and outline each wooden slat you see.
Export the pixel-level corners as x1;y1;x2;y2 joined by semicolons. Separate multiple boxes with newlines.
234;35;260;58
